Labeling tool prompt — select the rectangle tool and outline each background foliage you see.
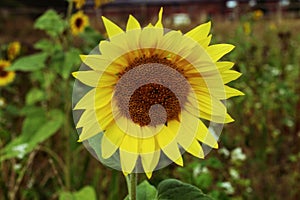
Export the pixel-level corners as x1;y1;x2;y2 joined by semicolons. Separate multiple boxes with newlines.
0;2;300;200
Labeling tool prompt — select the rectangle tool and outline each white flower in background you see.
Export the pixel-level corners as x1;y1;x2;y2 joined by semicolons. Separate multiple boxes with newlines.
12;143;28;159
231;147;246;162
193;164;209;177
0;97;5;107
13;163;22;171
220;181;235;195
218;147;230;158
202;166;209;173
229;168;240;179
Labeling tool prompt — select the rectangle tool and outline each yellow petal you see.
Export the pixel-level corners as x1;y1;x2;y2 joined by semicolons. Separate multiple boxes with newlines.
141;151;160;179
120;135;139;174
120;149;138;175
94;87;113;109
178;110;218;149
139;27;163;49
124;29;141;51
196;120;219;149
161;141;183;166
156;123;183;166
206;44;235;62
78;119;102;142
155;7;163;28
198;34;212;49
97;73;118;87
74;89;96;110
96;111;114;131
157;31;183;54
145;171;153;179
102;16;124;38
139;137;160;179
99;40;127;62
179;139;204;159
101;123;125;159
222;70;242;84
139;136;156;154
192;84;243;100
185;21;211;42
224;85;245;98
76;110;96;128
155;121;178;148
120;135;138;153
72;71;101;87
126;15;141;31
186;92;234;123
216;61;235;71
80;55;117;74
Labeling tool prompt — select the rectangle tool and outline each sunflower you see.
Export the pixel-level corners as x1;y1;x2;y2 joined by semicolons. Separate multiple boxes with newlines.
73;0;86;9
253;10;263;20
94;0;113;8
70;11;89;36
73;8;243;178
0;60;15;86
7;41;21;61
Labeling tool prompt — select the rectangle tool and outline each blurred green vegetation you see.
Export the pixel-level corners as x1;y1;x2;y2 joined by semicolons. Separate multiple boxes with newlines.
0;5;300;200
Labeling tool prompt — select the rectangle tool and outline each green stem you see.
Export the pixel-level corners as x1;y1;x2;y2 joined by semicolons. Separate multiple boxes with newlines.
125;175;131;198
62;0;74;191
63;81;72;190
125;173;137;200
66;0;74;20
130;173;137;200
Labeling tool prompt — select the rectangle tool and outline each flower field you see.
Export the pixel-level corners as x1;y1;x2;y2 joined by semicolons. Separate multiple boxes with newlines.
0;2;300;200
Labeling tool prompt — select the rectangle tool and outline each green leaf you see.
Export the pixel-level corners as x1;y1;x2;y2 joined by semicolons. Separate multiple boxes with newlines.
59;186;97;200
20;106;45;117
61;48;81;79
34;39;63;58
8;53;48;71
34;39;53;52
157;179;213;200
49;49;65;74
34;9;65;37
137;181;157;200
29;109;63;145
26;88;46;105
80;27;105;49
195;173;213;190
124;180;157;200
0;109;63;161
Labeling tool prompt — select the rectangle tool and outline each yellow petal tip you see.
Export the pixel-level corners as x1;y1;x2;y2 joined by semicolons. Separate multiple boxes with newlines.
72;72;78;78
175;157;184;166
145;172;153;179
212;142;219;149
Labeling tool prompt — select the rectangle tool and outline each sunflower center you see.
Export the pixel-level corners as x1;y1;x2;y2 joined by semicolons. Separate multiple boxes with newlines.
119;54;184;77
0;67;8;77
129;83;180;126
75;18;83;28
113;61;191;128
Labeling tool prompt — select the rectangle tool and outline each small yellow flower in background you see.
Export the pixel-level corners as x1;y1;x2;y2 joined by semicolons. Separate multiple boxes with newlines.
253;9;263;20
0;97;5;107
94;0;113;8
0;60;15;87
243;22;251;35
7;41;21;61
70;11;89;36
269;22;277;31
73;8;243;178
73;0;86;9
